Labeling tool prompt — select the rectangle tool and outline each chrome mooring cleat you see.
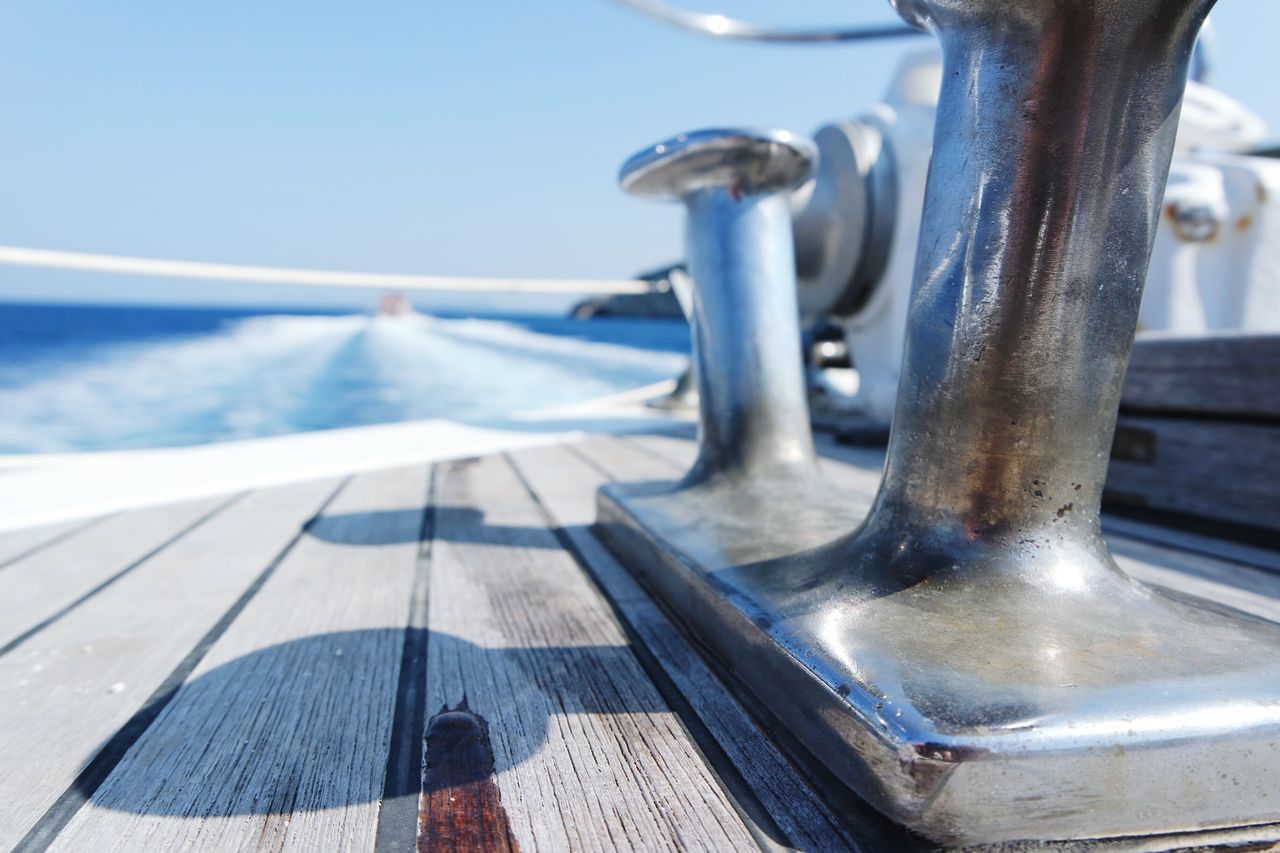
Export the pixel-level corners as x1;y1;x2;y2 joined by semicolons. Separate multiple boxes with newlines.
597;0;1280;846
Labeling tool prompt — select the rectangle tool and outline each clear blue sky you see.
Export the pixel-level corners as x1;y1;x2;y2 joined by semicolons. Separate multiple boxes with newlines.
0;1;1275;311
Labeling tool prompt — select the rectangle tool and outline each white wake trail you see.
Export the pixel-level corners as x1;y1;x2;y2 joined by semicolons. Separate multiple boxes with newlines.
0;313;685;453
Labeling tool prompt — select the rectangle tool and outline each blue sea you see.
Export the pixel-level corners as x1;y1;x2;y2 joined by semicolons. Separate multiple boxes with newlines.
0;302;690;454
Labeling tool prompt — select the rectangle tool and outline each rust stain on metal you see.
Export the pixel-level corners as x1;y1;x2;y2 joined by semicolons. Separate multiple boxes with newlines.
419;698;519;852
1236;213;1254;233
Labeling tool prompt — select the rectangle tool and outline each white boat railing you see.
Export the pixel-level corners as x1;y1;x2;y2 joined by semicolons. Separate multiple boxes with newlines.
0;245;655;295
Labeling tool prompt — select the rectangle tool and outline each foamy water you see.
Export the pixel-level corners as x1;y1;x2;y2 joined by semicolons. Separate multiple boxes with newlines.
0;309;687;453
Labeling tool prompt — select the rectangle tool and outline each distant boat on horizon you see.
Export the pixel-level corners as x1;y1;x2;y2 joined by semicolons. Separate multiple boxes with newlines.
376;291;414;318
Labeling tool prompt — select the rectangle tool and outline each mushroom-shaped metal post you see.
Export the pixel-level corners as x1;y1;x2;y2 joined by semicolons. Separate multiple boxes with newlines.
620;129;818;485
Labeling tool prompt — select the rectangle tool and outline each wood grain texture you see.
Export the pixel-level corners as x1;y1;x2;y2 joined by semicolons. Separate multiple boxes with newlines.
0;516;103;569
425;454;758;852
48;466;429;853
10;434;1274;852
1100;514;1280;575
0;478;340;850
510;442;876;852
539;439;1280;853
1106;416;1280;533
421;702;519;853
1122;333;1280;419
0;495;232;650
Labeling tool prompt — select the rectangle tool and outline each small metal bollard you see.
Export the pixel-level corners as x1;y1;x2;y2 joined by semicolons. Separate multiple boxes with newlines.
599;128;860;575
599;129;873;584
599;1;1280;844
619;128;819;483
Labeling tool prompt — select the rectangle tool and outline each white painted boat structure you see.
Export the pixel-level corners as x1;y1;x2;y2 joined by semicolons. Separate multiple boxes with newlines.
0;379;688;534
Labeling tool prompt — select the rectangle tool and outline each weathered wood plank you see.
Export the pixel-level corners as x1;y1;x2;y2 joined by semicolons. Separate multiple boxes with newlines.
511;441;881;851
426;454;759;852
0;477;340;851
1107;416;1280;533
1111;542;1280;623
1122;332;1280;419
0;495;234;651
1101;514;1280;575
0;516;103;569
47;466;429;853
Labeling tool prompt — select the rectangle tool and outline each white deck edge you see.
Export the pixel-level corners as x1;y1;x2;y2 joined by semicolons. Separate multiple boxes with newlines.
0;380;690;533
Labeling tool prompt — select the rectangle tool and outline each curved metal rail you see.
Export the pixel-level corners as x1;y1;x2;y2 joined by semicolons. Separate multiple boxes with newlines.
606;0;923;44
0;245;654;295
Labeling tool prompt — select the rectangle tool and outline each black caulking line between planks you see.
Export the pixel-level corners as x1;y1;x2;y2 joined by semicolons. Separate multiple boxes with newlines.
0;513;118;574
0;492;248;660
504;450;794;853
12;477;353;853
373;467;438;853
1116;404;1280;427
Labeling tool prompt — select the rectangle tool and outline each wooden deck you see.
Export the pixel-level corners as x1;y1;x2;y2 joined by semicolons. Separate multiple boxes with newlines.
2;430;1278;852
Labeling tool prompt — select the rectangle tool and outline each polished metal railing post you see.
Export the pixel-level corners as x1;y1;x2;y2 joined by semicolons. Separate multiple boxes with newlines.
865;0;1216;555
620;129;818;484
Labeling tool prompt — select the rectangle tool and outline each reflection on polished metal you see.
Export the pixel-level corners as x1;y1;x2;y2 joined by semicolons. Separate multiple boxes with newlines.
598;0;1280;846
601;127;867;619
606;0;922;44
617;128;820;485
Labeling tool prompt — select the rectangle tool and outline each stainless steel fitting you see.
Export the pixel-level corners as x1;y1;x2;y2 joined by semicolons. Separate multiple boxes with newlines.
620;128;819;484
599;1;1280;845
